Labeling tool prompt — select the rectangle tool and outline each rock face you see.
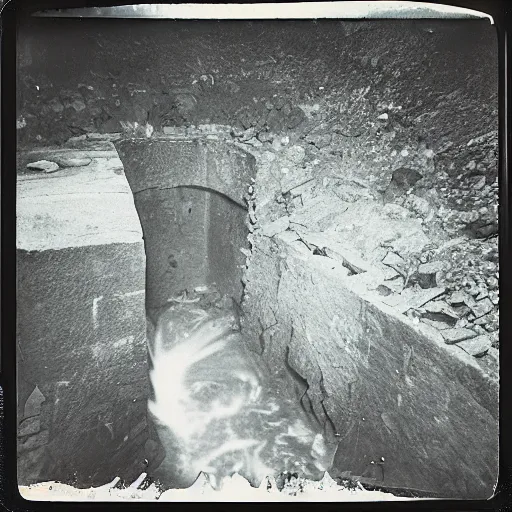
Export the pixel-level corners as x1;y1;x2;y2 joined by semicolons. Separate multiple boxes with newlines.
17;151;151;487
241;234;498;499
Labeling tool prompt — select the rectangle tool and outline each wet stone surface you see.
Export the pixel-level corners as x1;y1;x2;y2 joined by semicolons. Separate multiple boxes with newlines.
146;289;336;490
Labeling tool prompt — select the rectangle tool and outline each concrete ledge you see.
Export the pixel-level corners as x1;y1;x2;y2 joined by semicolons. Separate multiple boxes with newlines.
17;155;141;251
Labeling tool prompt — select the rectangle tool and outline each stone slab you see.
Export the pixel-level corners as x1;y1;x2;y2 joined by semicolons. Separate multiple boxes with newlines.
17;153;142;251
242;234;498;499
17;149;149;487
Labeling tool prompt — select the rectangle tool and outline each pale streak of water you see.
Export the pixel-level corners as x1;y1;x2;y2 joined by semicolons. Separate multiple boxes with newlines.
147;297;336;490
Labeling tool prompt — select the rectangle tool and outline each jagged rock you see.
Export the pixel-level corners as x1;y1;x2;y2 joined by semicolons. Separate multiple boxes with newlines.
271;138;283;152
455;317;469;329
470;298;494;319
421;300;458;327
239;127;256;142
465;219;498;239
474;313;492;326
472;325;488;336
283;145;306;164
417;261;446;288
476;288;489;301
449;290;476;307
53;156;92;168
287;107;306;129
257;130;274;143
382;167;423;204
469;176;486;190
455;335;491;358
405;194;431;217
265;109;285;133
423;300;459;319
71;98;86;112
466;283;482;298
245;137;263;147
260;216;290;237
441;328;477;345
489;291;499;305
26;160;60;173
18;417;41;438
486;276;498;289
48;97;64;113
489;330;499;347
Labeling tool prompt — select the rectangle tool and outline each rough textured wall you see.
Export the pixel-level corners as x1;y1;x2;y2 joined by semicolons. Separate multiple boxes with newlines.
17;18;499;319
17;19;497;150
207;190;250;302
241;234;498;499
134;187;210;312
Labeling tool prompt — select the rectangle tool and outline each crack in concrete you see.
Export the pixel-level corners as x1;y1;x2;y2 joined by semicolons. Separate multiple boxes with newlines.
284;329;323;430
134;184;247;210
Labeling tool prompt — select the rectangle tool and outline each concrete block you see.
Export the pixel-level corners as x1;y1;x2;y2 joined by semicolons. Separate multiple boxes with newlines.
115;138;254;310
17;154;149;487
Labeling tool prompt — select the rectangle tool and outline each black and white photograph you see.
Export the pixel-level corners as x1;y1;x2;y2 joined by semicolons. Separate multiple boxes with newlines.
12;1;500;502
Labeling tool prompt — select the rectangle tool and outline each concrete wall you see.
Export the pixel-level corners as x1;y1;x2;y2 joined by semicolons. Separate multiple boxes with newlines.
114;137;255;316
16;152;151;487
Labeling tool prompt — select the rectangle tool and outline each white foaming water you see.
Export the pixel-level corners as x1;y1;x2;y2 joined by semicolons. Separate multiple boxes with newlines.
147;297;336;490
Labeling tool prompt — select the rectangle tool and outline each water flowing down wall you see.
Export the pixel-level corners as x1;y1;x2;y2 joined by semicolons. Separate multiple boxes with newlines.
16;137;256;487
